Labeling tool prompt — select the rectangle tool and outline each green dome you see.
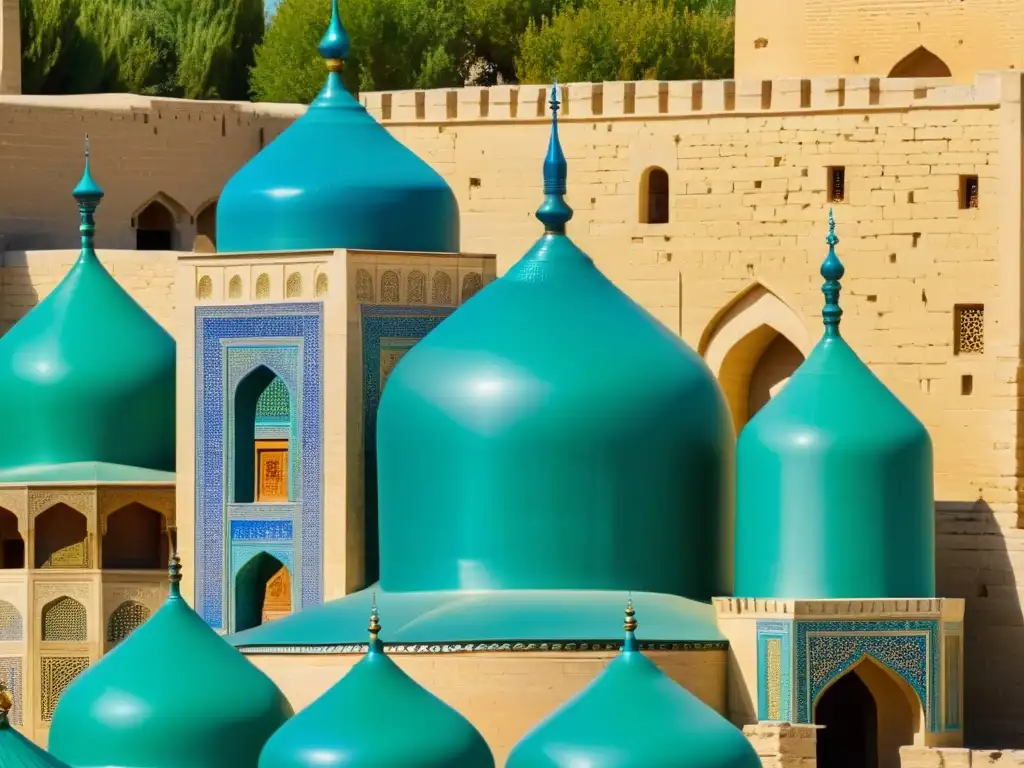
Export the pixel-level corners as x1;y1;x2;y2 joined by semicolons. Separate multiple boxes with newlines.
734;212;935;599
48;557;293;768
0;141;175;484
375;86;733;601
258;606;494;768
216;0;458;254
0;705;70;768
506;603;760;768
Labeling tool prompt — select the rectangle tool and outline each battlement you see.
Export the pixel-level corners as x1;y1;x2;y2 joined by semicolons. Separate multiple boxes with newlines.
361;71;1012;124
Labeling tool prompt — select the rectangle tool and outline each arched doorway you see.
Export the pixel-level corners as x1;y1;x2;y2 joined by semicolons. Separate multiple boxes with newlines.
233;366;293;504
815;657;923;768
135;199;176;250
889;47;952;78
234;552;291;632
747;334;805;417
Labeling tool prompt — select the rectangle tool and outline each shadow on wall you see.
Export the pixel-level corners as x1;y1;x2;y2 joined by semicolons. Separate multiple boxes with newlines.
936;498;1024;747
0;251;40;336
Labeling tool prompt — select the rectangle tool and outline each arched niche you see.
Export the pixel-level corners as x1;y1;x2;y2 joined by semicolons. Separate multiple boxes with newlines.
888;46;952;78
700;283;811;431
40;596;87;643
639;166;670;224
0;599;23;641
233;366;294;504
102;503;167;570
107;600;151;646
815;655;924;768
234;552;291;633
195;199;218;250
0;508;23;569
34;503;89;569
133;193;186;251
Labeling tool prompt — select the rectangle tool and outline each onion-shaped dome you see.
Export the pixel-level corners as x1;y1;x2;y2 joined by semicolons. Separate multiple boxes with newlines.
0;139;175;484
374;85;734;601
735;212;935;599
507;602;761;768
258;604;494;768
48;555;293;768
0;691;70;768
216;0;459;254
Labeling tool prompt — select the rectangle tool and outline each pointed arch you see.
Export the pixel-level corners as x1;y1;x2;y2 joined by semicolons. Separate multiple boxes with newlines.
234;551;291;632
34;503;89;568
700;283;811;431
102;502;166;570
41;596;87;643
232;365;294;504
194;197;218;251
888;46;952;78
132;192;188;251
107;600;151;645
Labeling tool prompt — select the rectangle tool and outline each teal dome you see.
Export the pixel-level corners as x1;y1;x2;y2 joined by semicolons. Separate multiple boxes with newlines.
0;701;70;768
734;212;935;599
375;86;733;601
216;0;458;254
506;603;760;768
0;141;175;484
258;605;494;768
49;556;293;768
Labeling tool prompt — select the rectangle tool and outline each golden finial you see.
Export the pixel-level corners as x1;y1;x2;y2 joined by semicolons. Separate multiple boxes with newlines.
325;59;343;73
0;688;13;716
369;593;381;637
624;597;637;633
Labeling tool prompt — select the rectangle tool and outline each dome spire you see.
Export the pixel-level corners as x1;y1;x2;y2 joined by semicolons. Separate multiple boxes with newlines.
821;208;844;338
536;81;573;234
318;0;351;73
72;135;103;262
623;596;639;652
368;594;382;653
167;526;182;599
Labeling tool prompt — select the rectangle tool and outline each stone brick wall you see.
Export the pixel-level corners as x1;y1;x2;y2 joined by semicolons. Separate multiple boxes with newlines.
744;723;818;768
902;747;1024;767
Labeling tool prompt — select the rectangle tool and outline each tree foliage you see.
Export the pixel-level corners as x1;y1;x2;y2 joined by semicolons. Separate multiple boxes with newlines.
20;0;263;99
516;0;733;84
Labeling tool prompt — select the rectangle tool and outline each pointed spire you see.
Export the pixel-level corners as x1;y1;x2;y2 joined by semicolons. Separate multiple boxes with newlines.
535;81;573;234
318;0;351;72
623;596;639;652
368;593;383;653
72;136;103;259
821;208;844;338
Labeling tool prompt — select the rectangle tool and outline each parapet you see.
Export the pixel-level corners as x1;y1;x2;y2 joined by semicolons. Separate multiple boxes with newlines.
361;71;1015;124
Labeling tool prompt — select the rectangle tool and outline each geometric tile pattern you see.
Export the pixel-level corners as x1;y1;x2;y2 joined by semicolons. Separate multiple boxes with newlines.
757;620;793;721
794;619;940;731
195;303;323;631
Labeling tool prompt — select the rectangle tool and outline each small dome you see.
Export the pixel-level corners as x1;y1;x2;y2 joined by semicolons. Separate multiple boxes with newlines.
0;695;70;768
0;140;175;484
216;0;458;254
506;602;761;768
258;604;494;768
48;555;293;768
735;212;935;599
376;86;733;601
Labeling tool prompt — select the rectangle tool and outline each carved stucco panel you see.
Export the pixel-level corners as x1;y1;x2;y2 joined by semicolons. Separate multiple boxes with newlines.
28;489;98;532
104;584;165;621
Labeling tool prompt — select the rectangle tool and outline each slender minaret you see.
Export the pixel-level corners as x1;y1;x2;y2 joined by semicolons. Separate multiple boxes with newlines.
0;0;21;95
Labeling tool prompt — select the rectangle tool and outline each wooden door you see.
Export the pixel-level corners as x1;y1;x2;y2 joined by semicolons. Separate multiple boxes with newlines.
255;440;289;502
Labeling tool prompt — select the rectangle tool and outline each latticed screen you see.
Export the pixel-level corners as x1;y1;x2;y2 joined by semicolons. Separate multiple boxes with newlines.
407;271;425;303
0;657;23;725
381;271;399;303
41;597;87;643
40;656;89;721
432;272;452;304
954;305;984;355
0;600;22;642
107;601;151;645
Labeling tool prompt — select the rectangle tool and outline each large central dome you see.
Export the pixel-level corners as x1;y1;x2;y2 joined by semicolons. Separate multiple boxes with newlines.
216;0;459;254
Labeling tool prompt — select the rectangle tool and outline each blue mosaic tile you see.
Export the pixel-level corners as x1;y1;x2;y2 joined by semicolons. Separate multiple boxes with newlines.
794;620;940;731
757;620;793;721
195;303;323;631
230;520;294;541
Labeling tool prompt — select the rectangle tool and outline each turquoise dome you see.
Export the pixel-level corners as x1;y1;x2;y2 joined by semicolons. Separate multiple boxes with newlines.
216;0;458;254
506;603;761;768
0;700;70;768
0;141;175;484
734;212;935;599
258;605;494;768
49;556;293;768
375;86;733;601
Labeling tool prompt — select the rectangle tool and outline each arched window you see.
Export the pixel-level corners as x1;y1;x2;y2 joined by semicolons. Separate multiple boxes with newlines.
407;270;426;303
102;503;165;570
197;275;213;300
286;272;302;298
41;596;87;643
234;367;294;504
255;273;270;299
0;508;23;569
107;600;151;645
135;200;176;250
315;273;329;298
195;200;217;249
0;600;23;641
432;272;452;304
34;504;88;568
889;47;952;78
640;167;670;224
228;275;243;299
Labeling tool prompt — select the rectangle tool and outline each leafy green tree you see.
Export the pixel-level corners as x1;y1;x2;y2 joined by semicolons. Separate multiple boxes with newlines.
463;0;564;84
515;0;733;84
251;0;469;103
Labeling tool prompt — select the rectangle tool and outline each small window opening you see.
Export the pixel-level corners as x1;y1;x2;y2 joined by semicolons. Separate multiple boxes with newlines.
954;304;984;355
641;167;670;224
960;176;979;209
828;167;846;203
961;375;974;396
